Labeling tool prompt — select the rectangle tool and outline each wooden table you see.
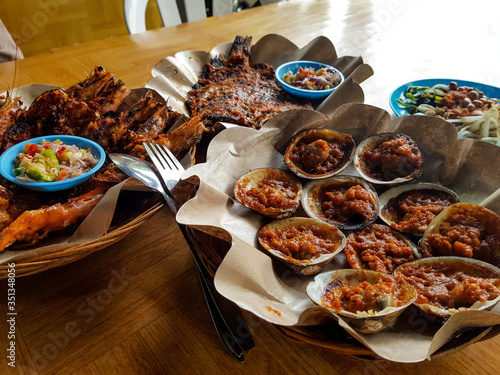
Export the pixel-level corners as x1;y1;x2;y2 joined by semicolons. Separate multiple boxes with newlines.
1;1;500;374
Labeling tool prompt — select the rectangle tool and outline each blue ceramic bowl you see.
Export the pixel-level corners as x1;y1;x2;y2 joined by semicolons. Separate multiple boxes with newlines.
275;60;345;101
0;135;106;192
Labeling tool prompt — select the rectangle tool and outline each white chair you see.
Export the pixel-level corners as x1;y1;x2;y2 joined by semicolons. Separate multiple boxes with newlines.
124;0;236;34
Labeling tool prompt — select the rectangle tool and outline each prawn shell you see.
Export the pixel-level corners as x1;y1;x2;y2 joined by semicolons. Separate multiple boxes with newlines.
378;182;459;237
234;168;302;218
354;133;423;185
284;128;356;179
258;217;346;276
306;269;418;334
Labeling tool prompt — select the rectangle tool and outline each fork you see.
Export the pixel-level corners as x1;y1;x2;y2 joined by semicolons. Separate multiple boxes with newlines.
143;143;254;362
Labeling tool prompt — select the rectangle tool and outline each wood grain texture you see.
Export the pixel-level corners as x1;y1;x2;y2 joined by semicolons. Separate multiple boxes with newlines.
0;0;163;57
1;1;500;374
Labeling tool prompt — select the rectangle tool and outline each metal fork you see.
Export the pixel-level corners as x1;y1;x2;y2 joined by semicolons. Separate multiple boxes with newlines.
143;143;254;362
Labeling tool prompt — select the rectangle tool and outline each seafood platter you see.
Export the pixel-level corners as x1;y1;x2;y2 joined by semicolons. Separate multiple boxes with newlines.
174;101;500;361
1;34;500;361
0;34;371;277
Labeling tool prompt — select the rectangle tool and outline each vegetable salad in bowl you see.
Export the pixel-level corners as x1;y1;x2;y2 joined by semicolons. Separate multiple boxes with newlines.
0;135;105;192
14;139;99;182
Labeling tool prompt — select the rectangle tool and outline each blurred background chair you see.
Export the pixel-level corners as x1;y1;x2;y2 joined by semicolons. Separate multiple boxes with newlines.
124;0;234;34
124;0;285;34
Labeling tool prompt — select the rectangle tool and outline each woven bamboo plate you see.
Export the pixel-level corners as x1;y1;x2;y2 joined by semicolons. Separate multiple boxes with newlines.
0;191;163;279
185;226;500;361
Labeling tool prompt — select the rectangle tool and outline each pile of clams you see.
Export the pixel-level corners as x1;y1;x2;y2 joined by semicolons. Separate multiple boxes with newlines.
233;125;500;333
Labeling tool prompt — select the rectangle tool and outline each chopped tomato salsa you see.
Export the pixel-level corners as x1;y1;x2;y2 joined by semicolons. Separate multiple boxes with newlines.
321;274;412;314
397;261;500;309
383;189;456;235
361;134;422;181
319;184;376;226
289;133;354;176
344;224;415;273
258;223;340;261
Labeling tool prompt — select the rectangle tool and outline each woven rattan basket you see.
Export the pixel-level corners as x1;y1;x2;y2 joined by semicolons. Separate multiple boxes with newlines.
0;191;163;279
185;226;500;361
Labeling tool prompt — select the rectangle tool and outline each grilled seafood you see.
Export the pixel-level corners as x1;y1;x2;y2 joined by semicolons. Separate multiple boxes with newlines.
0;186;107;250
0;93;23;151
83;91;160;150
0;66;211;252
66;65;130;114
186;36;313;130
2;66;131;151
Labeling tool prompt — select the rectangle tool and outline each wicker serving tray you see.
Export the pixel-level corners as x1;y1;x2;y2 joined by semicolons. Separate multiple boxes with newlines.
0;191;163;279
185;226;500;360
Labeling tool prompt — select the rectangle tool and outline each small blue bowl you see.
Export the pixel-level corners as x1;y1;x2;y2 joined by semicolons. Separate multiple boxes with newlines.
275;60;345;101
0;135;106;192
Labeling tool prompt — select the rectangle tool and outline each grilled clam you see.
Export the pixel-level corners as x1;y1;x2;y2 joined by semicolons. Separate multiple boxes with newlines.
354;133;423;185
379;182;459;236
306;269;418;333
418;203;500;266
258;217;346;275
284;128;355;179
344;223;420;274
301;176;379;230
395;256;500;319
234;168;302;218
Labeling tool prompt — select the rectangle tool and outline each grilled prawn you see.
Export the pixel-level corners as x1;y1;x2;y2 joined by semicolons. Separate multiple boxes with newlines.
0;186;107;251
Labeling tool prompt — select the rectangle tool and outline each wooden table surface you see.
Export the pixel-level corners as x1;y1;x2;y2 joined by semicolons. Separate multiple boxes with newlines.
1;1;500;374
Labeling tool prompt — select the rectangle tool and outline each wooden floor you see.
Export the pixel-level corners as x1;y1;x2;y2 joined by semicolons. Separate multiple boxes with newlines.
0;0;163;58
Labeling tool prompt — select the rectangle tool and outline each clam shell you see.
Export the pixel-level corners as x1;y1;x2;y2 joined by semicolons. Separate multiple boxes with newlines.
284;128;355;179
394;256;500;319
344;223;420;274
306;269;418;333
379;182;459;236
301;176;379;230
418;203;500;266
258;217;346;275
354;133;423;185
234;168;302;218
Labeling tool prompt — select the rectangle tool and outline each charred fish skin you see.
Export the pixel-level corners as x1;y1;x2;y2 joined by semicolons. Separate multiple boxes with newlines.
0;93;23;151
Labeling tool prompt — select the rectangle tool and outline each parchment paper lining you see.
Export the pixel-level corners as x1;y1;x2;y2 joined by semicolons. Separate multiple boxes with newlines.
146;34;374;118
176;103;500;363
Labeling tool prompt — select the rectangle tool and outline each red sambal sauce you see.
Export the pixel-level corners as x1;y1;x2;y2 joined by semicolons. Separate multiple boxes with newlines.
397;262;500;309
423;206;500;260
319;184;376;225
289;134;354;175
344;224;415;274
237;172;299;211
321;274;412;314
258;224;340;261
361;134;422;181
383;189;457;234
